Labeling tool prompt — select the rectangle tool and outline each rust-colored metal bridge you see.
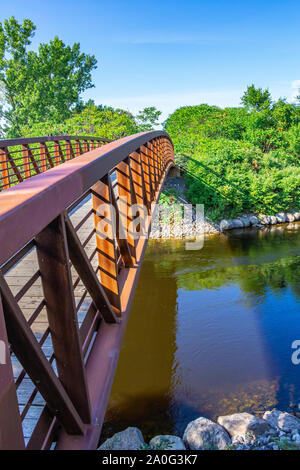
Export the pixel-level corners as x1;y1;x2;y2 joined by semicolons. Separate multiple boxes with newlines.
0;132;174;449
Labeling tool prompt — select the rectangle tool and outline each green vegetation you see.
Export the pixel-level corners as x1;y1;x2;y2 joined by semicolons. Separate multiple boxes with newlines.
19;102;162;141
164;87;300;221
20;104;140;140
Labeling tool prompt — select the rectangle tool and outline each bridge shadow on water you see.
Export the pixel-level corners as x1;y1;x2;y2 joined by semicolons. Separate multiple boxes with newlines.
101;224;300;443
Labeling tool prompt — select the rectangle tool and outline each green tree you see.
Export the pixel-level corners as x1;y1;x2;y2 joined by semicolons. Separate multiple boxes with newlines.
241;84;272;112
135;106;162;131
21;104;139;140
0;16;97;137
272;98;298;130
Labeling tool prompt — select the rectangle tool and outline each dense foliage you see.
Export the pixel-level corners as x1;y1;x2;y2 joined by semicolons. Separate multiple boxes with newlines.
21;104;140;140
20;101;163;140
165;87;300;220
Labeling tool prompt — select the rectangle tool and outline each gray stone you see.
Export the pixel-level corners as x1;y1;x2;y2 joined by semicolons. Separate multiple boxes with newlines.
263;410;300;434
150;435;186;450
99;427;145;450
231;218;244;229
276;212;287;223
220;219;232;231
269;216;278;225
217;412;273;438
240;216;252;227
249;215;259;225
183;417;231;450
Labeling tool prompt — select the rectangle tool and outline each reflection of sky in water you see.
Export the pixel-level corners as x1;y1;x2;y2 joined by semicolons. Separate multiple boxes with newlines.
102;224;300;441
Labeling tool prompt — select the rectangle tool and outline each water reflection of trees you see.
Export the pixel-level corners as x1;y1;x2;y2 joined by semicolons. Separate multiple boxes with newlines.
156;225;300;300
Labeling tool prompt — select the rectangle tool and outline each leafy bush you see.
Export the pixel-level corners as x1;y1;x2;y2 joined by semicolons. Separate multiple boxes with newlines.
165;93;300;221
20;105;140;140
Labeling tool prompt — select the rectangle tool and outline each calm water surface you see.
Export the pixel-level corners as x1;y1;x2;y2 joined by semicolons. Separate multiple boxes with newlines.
102;224;300;441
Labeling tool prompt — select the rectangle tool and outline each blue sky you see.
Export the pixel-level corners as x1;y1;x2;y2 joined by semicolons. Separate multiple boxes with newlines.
2;0;300;122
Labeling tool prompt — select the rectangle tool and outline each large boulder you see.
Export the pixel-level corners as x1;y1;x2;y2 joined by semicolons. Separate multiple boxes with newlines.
220;219;232;231
276;212;287;223
286;213;295;222
263;410;300;434
217;412;273;438
240;216;252;228
183;417;231;450
269;216;278;225
231;219;244;229
259;215;271;225
249;215;259;226
293;211;300;221
150;435;186;450
99;427;145;450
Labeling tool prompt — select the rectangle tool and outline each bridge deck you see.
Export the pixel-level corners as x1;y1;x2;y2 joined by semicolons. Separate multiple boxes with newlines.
8;197;96;446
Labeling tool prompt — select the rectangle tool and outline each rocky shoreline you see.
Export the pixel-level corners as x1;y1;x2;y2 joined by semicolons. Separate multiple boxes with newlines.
149;210;300;239
99;409;300;451
219;211;300;232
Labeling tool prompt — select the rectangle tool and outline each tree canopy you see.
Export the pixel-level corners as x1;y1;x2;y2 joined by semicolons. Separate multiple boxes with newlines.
21;104;141;140
0;16;97;137
135;106;162;131
241;84;272;112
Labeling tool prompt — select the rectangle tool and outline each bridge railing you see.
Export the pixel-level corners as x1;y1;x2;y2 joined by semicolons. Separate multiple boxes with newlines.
0;135;110;191
0;131;174;450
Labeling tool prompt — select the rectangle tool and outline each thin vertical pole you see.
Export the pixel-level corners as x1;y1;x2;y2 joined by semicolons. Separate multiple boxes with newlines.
0;148;10;189
22;144;31;180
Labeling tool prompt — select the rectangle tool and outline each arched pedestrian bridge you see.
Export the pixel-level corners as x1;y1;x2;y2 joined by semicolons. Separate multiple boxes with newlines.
0;132;174;449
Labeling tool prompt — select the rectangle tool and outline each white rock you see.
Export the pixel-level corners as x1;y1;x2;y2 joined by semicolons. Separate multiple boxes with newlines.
150;435;186;450
293;211;300;221
263;410;300;434
286;213;295;222
259;215;271;225
217;412;273;438
183;417;231;450
99;427;145;450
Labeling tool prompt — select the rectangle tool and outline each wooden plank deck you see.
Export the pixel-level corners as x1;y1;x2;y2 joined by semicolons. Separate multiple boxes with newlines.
5;196;98;446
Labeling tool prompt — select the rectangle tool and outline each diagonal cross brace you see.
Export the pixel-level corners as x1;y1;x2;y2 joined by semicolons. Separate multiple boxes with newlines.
0;272;85;435
64;213;119;323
